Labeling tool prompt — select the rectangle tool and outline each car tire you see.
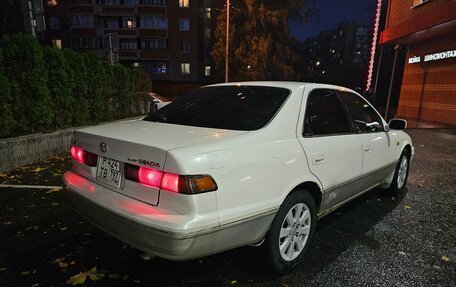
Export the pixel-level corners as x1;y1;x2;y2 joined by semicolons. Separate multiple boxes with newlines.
264;191;316;274
388;150;410;195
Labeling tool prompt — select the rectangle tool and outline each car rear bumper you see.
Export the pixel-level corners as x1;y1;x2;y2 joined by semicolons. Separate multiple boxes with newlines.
62;171;274;261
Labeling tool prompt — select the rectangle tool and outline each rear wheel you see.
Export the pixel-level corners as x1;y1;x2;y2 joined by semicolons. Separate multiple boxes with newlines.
388;150;410;195
264;191;316;274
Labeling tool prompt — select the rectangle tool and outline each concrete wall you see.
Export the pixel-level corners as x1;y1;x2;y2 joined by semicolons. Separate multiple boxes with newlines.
0;128;75;172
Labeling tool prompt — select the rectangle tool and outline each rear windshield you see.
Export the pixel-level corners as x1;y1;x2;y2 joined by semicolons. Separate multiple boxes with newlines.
143;86;290;131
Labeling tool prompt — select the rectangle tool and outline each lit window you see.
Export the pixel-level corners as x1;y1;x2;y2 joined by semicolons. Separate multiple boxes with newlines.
123;17;136;28
52;39;62;49
179;0;189;8
204;66;211;76
180;41;190;53
205;8;211;19
181;63;190;74
49;16;59;29
179;19;190;31
151;62;167;74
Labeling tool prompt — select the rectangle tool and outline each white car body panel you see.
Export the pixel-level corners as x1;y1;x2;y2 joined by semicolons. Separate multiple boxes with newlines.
63;81;414;261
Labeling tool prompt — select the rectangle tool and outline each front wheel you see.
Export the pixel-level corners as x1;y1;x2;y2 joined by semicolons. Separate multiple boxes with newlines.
264;191;316;274
388;150;410;195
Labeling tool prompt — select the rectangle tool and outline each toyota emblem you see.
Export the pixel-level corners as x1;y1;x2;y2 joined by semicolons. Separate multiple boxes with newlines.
99;142;108;153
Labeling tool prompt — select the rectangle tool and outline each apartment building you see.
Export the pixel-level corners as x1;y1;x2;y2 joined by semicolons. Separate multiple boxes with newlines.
43;0;220;85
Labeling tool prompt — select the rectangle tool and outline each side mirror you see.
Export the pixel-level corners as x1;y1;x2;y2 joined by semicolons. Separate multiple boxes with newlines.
388;119;407;130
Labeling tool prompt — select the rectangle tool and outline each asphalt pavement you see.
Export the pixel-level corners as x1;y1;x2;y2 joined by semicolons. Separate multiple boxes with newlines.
0;129;455;287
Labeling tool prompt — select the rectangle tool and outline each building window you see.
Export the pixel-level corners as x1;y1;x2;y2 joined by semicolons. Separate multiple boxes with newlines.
179;0;189;8
204;65;211;76
70;15;94;27
204;27;211;38
52;39;62;49
48;16;59;29
204;8;211;19
180;41;190;53
141;38;167;50
181;63;190;74
151;62;167;74
122;17;136;28
104;19;119;28
119;38;138;50
179;19;189;31
71;37;97;49
140;0;166;5
141;16;167;29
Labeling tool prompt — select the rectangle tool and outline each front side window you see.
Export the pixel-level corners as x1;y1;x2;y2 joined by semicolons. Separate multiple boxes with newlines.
179;19;189;31
143;86;290;131
304;89;352;136
338;92;384;133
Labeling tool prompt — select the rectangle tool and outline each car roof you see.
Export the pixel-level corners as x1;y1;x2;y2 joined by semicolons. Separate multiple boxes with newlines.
204;81;358;95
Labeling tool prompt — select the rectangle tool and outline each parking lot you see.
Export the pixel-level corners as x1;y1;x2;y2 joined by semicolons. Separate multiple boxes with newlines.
0;129;455;287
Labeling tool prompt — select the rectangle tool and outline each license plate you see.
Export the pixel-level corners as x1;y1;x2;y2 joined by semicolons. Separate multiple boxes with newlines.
96;156;122;188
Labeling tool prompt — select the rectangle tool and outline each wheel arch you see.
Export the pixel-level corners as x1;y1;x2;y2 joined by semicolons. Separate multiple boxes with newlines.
289;181;323;213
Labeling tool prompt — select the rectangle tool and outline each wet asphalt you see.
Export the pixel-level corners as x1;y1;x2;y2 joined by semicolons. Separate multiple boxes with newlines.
0;129;455;287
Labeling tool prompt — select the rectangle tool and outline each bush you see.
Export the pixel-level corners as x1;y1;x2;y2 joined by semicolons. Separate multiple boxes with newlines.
0;34;148;139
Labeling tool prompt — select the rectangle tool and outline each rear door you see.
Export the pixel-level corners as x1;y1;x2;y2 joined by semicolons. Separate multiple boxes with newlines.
298;88;363;211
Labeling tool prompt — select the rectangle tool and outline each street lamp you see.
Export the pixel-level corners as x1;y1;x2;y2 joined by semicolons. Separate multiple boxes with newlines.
225;0;230;83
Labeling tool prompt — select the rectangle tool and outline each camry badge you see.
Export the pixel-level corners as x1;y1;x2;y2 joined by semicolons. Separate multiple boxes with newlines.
100;142;108;153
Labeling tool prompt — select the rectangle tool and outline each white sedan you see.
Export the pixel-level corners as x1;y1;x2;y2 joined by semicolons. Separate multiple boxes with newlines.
62;82;413;273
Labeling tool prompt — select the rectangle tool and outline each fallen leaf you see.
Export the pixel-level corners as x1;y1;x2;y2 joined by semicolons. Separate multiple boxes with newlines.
51;258;64;264
442;256;450;262
60;227;68;232
122;275;130;281
0;173;8;178
70;261;76;265
51;202;60;207
33;167;45;173
109;273;120;280
47;188;61;194
31;284;40;287
231;280;238;285
66;272;86;285
59;262;69;268
404;205;412;209
398;251;406;256
3;222;12;225
21;271;31;276
88;267;105;281
0;267;7;271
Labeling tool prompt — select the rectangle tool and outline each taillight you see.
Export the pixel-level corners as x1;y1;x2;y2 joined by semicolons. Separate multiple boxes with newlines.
124;164;217;194
70;145;98;167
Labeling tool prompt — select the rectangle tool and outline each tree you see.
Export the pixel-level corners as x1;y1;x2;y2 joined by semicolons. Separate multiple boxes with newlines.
63;48;90;126
0;48;15;138
212;0;306;81
2;34;53;134
44;46;74;128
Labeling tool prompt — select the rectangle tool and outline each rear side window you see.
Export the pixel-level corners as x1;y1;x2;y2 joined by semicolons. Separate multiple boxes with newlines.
143;86;290;131
338;92;384;133
304;89;352;136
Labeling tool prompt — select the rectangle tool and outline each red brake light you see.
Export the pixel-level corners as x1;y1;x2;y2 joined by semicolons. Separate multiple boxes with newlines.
161;173;179;193
70;145;98;167
138;166;163;188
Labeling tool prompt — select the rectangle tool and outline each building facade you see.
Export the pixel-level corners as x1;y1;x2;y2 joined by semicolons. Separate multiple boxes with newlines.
379;0;456;126
42;0;220;86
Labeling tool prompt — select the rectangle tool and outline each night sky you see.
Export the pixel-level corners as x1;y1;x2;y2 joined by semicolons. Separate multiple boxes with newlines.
290;0;379;41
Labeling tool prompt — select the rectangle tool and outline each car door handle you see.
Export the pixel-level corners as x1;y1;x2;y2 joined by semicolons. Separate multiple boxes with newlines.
312;154;325;165
364;145;373;153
